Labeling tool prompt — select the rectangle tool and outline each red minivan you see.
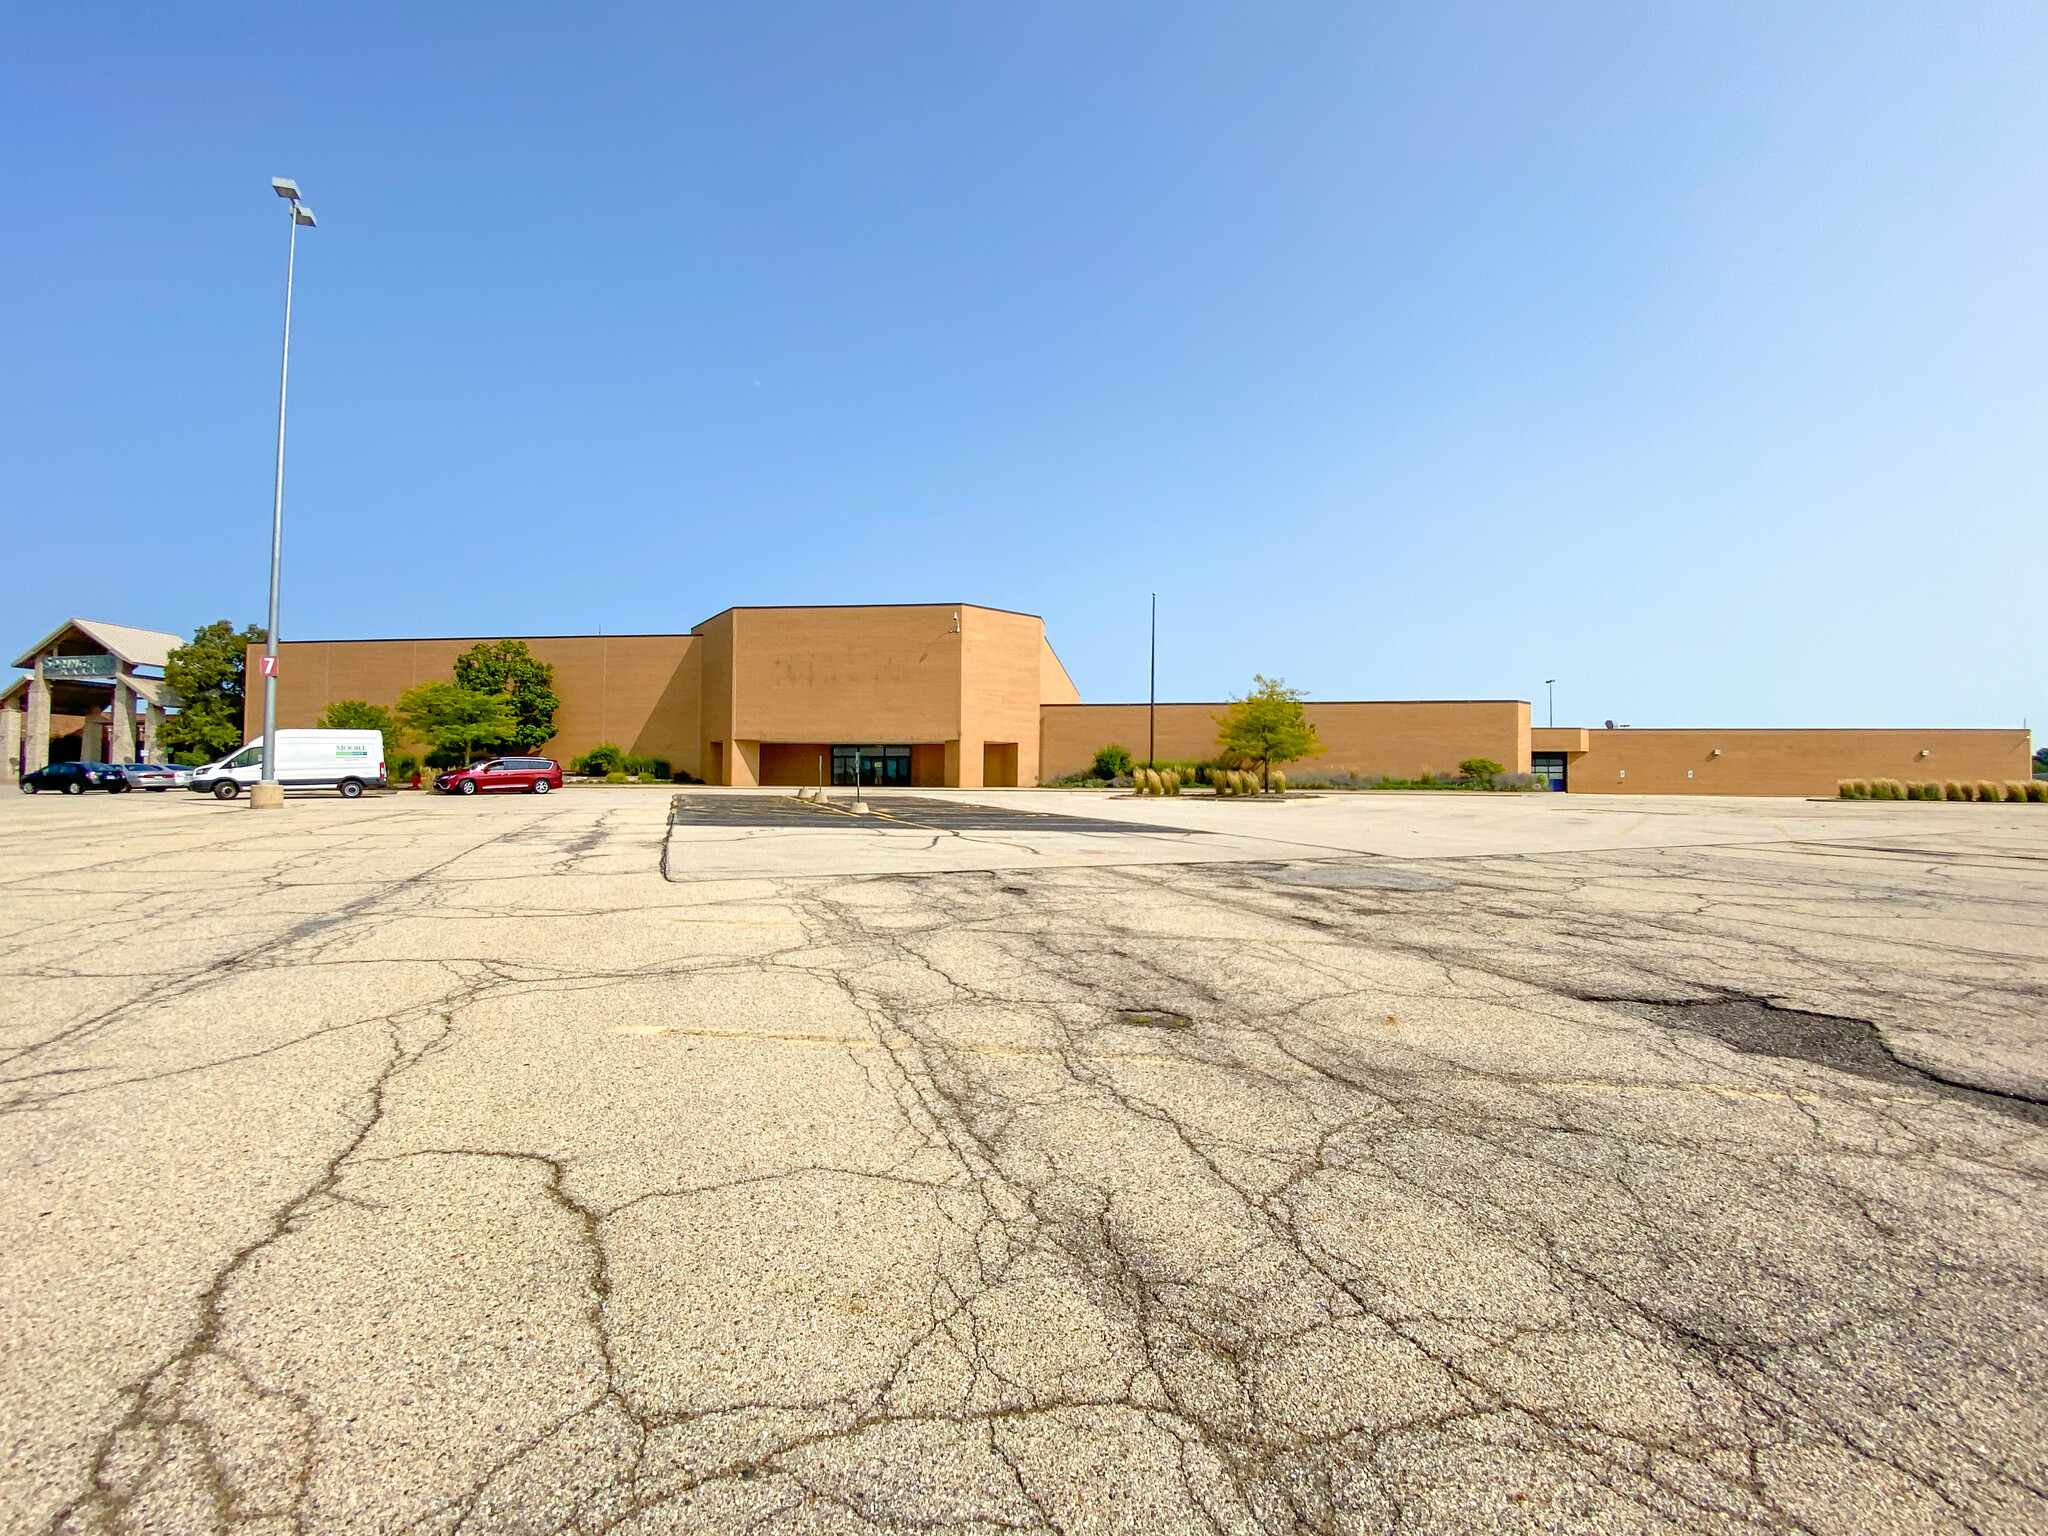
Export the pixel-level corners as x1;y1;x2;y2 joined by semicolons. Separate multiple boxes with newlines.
435;757;564;796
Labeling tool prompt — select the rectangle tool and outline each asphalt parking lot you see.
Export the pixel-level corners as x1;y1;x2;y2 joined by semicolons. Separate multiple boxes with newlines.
3;785;2044;1534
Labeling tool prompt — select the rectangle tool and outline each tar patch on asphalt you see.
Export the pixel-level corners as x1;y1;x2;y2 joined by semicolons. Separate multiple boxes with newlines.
1268;864;1454;891
1611;997;2048;1126
668;793;1192;836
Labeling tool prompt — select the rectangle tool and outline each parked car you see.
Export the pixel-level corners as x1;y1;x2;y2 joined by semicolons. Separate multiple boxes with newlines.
434;757;563;796
116;762;191;792
187;730;387;800
19;761;127;795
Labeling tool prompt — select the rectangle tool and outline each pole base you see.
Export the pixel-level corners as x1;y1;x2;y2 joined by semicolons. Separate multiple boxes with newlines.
248;782;286;810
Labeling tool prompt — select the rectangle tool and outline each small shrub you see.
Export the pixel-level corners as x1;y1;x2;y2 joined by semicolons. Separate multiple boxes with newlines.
1838;780;1856;799
604;771;627;785
1976;781;2001;801
1943;780;1965;800
2006;781;2031;802
1091;744;1134;781
1271;771;1286;793
2027;780;2048;803
1881;778;1906;800
575;742;625;776
1911;781;1938;800
1164;769;1180;795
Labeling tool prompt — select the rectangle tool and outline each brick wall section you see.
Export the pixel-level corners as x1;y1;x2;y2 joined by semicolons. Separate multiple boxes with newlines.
1558;728;2032;796
252;635;701;773
1038;700;1531;782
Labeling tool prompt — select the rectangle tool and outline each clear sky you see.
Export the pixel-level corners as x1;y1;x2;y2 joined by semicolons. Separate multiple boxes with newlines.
4;3;2043;728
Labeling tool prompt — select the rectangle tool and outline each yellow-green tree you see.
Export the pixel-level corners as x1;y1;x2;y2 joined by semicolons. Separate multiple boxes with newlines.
1214;675;1323;790
396;682;517;767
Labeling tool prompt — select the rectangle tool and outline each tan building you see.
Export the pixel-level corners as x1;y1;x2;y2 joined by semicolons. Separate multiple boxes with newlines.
258;604;1077;789
3;619;181;782
230;601;2031;796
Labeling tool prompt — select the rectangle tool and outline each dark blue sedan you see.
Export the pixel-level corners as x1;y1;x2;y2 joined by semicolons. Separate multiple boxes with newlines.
19;761;128;795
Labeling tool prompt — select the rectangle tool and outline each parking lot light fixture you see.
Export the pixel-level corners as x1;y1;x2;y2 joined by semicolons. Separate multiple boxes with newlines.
255;177;314;808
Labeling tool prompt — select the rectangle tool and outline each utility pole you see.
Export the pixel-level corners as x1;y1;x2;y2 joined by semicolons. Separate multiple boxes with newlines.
1545;679;1556;729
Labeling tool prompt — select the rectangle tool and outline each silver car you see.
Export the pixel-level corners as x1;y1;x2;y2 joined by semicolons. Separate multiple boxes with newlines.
116;762;192;792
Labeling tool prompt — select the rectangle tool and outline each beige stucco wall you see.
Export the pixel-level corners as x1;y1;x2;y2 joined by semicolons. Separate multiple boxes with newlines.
1038;700;1531;782
256;634;701;771
1557;728;2032;796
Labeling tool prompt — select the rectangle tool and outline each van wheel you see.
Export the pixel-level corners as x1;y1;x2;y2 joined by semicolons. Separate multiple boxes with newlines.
338;778;363;799
532;779;551;794
213;781;240;801
457;779;478;796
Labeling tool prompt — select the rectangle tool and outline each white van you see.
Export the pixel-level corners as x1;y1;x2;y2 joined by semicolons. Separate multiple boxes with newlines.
188;730;387;800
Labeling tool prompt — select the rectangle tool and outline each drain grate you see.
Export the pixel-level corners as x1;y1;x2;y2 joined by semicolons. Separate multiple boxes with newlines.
1610;997;2048;1126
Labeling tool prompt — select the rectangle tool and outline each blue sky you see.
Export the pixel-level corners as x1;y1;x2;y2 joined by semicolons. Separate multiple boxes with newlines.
4;3;2043;727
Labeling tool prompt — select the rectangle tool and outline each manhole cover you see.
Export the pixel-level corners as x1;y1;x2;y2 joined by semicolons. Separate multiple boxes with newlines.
1118;1009;1193;1030
1268;866;1452;891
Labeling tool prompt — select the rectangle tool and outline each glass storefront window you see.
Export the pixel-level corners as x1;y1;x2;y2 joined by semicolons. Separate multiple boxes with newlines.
831;745;912;787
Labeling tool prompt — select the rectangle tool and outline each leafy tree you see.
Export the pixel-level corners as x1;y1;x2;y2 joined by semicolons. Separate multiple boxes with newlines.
1214;675;1324;789
1459;757;1505;789
317;700;399;739
452;640;559;754
1090;743;1134;781
160;620;266;761
395;682;518;767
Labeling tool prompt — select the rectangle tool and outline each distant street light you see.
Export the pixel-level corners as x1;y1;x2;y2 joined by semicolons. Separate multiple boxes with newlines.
1545;679;1556;729
255;179;316;807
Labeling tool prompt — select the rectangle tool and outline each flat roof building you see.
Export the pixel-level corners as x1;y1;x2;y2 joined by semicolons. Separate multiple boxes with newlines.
223;602;2030;796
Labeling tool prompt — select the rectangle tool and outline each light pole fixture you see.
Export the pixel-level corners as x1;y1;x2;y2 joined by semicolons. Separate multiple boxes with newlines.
1545;679;1556;729
254;178;316;808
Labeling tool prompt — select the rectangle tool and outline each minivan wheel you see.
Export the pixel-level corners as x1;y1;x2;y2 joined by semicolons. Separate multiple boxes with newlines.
213;781;240;801
532;779;551;794
338;778;363;799
457;779;478;796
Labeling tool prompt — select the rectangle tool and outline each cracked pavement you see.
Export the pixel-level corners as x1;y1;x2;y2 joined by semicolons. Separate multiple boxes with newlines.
2;786;2044;1534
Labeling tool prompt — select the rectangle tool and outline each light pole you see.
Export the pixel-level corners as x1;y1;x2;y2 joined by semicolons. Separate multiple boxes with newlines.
1545;679;1556;729
1148;593;1157;769
253;178;316;810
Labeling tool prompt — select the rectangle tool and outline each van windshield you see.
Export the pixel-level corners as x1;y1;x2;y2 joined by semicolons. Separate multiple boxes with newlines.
222;744;263;770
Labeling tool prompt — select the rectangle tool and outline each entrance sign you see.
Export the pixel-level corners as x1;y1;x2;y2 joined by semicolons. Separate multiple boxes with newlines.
42;655;115;679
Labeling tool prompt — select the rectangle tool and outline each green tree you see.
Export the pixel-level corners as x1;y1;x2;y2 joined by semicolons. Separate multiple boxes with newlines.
395;682;518;767
452;640;559;754
160;620;266;762
1214;675;1324;790
1458;757;1505;789
317;700;399;739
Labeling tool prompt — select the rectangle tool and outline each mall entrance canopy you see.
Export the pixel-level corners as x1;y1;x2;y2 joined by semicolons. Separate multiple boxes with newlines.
4;618;183;782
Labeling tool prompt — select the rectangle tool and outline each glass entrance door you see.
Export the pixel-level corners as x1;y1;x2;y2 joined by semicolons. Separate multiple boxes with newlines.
831;745;912;787
1531;753;1569;791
